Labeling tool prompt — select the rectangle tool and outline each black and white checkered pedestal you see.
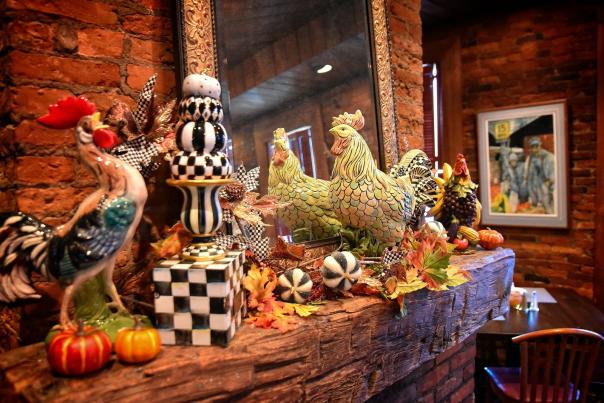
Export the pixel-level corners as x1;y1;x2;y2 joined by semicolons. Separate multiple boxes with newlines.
153;250;245;346
182;243;226;261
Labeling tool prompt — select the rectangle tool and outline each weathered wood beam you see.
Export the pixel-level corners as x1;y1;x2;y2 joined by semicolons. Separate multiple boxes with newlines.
0;249;514;402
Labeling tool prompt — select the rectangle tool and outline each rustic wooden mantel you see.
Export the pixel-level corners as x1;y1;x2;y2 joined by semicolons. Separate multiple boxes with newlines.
0;249;514;402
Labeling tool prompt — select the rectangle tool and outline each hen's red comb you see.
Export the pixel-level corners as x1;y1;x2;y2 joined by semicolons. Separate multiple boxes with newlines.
37;96;96;129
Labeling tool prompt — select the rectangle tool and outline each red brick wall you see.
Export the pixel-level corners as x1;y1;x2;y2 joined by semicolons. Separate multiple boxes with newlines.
458;5;598;297
389;0;424;151
0;0;177;350
369;335;476;403
1;0;176;224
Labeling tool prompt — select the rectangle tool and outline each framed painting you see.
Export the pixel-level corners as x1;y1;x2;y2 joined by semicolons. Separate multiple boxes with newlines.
477;101;568;228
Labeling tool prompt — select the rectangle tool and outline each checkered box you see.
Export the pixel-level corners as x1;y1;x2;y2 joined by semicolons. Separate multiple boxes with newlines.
153;250;246;346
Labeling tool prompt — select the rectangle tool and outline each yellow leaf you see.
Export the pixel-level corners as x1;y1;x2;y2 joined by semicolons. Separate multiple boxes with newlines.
396;278;427;295
386;277;426;299
445;265;472;287
284;303;321;317
242;264;277;309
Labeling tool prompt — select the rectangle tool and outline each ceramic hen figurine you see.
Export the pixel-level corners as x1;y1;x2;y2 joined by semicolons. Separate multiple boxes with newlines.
329;110;418;245
0;96;147;328
268;128;341;241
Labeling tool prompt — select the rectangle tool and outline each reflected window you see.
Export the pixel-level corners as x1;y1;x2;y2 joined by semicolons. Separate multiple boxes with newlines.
423;62;443;171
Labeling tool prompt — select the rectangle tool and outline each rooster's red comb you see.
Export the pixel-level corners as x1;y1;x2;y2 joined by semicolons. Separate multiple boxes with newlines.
37;96;96;129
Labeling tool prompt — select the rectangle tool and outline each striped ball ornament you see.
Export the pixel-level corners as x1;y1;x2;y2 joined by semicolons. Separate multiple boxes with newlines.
321;251;361;291
176;120;227;154
276;268;313;303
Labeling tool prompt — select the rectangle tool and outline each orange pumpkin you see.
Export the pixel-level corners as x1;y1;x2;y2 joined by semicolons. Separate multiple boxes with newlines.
46;321;112;375
479;228;504;250
115;317;161;364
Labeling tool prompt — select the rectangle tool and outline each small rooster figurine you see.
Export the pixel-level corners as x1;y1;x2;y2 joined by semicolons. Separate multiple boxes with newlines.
328;110;417;245
431;153;481;230
0;96;147;328
268;128;341;241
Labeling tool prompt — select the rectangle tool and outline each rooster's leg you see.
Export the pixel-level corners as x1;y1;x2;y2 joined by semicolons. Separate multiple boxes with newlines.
59;284;75;328
104;257;127;312
59;267;102;328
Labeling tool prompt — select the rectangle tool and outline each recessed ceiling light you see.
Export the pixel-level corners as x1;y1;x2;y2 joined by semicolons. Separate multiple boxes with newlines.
315;64;333;74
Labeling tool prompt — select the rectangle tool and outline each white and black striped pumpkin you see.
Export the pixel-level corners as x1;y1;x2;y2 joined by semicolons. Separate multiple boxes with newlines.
321;251;361;291
276;268;313;303
423;220;447;238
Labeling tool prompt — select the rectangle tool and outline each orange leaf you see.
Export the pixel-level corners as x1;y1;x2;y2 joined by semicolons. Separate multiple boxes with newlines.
270;238;305;260
242;264;278;309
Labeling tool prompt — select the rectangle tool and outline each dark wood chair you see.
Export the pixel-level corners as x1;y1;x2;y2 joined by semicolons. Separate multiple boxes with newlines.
485;328;604;403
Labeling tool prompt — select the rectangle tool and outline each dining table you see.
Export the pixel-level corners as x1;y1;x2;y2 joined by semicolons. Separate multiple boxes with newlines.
475;288;604;402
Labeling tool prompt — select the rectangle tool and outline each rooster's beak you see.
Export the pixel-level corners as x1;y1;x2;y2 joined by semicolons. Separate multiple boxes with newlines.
90;112;118;149
91;112;109;131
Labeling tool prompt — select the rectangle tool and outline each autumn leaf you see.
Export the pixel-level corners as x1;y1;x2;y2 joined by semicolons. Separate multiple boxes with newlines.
150;222;191;259
284;302;321;317
445;265;472;287
246;299;299;332
384;276;398;295
389;277;427;299
396;294;408;317
350;282;382;297
270;237;305;260
242;264;277;309
422;267;449;291
422;247;450;271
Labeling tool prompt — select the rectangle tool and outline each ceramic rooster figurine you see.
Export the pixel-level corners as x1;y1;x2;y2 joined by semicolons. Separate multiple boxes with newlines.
268;128;341;241
430;153;481;230
328;110;416;245
0;96;147;328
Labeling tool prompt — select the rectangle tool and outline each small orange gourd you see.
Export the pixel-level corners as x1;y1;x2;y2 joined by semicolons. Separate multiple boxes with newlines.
478;228;504;250
115;317;161;364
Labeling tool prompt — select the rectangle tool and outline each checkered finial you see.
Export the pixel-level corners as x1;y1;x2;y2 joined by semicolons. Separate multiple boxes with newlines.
133;74;157;132
382;247;406;265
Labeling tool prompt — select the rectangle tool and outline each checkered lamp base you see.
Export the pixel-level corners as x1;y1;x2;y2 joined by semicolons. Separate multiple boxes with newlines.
153;250;246;346
182;243;226;261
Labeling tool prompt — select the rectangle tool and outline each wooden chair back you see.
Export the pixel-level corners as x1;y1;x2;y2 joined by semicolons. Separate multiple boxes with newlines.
512;328;604;403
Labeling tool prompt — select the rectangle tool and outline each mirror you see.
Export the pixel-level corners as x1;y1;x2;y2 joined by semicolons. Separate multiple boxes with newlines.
176;0;399;242
214;0;380;240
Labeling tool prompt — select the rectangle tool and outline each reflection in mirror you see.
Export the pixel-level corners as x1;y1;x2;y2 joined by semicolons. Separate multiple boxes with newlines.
216;0;379;241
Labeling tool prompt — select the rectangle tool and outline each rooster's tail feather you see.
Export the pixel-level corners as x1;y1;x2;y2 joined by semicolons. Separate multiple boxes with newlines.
391;150;439;207
0;212;53;302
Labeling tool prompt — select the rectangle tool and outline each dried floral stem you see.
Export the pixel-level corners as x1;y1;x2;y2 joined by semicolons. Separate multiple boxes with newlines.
284;256;324;271
120;295;155;309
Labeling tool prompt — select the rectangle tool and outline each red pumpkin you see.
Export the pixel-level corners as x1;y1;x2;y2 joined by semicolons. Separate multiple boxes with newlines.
479;228;504;250
46;321;112;375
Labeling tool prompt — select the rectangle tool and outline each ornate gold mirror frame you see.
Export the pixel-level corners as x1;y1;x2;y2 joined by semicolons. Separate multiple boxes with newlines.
175;0;399;168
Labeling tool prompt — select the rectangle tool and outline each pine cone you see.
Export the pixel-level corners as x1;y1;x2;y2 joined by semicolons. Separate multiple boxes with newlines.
223;181;246;202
